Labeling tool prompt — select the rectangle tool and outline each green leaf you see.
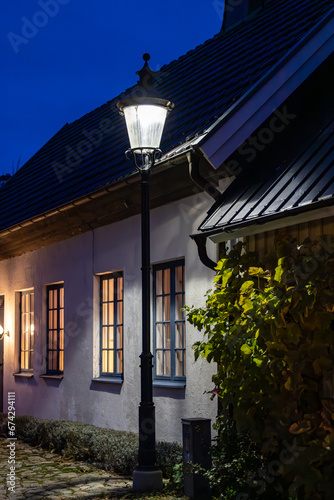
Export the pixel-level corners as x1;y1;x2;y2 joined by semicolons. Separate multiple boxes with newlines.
240;344;252;356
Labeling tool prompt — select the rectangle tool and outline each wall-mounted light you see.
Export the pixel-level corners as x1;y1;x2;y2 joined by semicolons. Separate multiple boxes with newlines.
0;324;10;340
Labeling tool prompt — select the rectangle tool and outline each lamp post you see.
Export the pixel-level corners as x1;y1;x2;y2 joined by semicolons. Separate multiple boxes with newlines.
117;54;174;491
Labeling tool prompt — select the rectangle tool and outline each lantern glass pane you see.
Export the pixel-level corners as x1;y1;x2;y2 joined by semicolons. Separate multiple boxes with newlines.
123;104;168;150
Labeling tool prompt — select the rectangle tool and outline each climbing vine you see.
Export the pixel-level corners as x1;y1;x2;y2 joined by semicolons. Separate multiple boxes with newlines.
184;235;334;499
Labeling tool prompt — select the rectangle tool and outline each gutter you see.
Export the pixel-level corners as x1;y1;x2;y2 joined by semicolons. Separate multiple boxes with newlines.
193;199;334;243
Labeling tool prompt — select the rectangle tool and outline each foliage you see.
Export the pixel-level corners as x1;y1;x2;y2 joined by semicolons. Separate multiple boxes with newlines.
170;461;184;493
0;414;181;478
184;235;334;499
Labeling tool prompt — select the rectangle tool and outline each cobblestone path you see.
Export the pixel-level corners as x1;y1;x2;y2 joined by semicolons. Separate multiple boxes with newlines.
0;437;132;499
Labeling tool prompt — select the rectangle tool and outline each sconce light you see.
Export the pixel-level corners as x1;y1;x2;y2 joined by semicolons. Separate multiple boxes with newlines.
0;324;10;340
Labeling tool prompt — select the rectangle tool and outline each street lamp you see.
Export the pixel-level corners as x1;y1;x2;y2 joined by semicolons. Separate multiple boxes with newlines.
117;54;174;491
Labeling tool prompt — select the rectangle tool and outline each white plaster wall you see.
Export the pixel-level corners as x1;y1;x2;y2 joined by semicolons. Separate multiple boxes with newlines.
1;190;218;443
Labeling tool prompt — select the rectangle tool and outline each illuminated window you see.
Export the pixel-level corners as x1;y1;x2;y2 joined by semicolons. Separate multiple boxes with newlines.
20;291;34;371
46;284;64;374
153;260;186;382
100;273;123;377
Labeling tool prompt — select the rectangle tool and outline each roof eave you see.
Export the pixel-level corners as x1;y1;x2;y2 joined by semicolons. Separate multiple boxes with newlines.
198;200;334;243
196;7;334;170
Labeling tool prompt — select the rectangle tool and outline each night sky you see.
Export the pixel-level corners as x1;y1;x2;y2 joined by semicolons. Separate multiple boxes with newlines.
2;0;222;177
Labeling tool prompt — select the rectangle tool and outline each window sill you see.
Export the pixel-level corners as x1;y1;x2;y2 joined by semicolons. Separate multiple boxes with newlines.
153;380;186;389
40;374;64;380
13;372;34;378
91;377;123;385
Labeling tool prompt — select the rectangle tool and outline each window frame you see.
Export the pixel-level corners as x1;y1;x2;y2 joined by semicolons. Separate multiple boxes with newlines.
153;259;186;385
46;284;64;375
99;272;124;379
20;290;34;372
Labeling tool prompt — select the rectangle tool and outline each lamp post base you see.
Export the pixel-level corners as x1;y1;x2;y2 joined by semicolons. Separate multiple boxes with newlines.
133;469;163;492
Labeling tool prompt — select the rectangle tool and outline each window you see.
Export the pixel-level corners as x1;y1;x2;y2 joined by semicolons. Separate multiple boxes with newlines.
46;284;64;374
153;260;185;382
100;273;123;377
20;291;34;371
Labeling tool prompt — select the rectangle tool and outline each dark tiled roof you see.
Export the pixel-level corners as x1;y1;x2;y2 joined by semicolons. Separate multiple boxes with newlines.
199;120;334;233
0;0;333;231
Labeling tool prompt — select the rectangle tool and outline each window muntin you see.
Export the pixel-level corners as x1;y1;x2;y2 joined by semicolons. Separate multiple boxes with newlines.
100;273;123;377
47;284;64;374
20;291;34;371
153;260;185;381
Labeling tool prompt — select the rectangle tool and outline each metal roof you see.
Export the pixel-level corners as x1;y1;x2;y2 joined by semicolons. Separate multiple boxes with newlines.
199;120;334;234
0;0;333;232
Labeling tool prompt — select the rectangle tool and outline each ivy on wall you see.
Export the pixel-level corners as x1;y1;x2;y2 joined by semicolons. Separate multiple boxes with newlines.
185;235;334;499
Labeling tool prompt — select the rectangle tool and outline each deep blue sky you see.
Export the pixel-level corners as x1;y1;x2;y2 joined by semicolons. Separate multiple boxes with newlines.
1;0;222;177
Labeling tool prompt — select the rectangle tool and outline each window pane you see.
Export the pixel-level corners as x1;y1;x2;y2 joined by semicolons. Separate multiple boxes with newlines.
109;278;114;302
117;350;123;373
59;287;64;308
175;294;184;321
103;279;108;301
59;310;64;329
59;330;64;350
59;351;64;371
175;322;184;348
164;351;171;376
51;351;57;370
156;324;163;349
175;350;184;377
53;289;58;309
49;310;53;329
156;351;163;376
117;326;123;348
156;297;163;322
29;351;33;370
156;270;162;296
108;350;114;373
24;352;29;370
53;310;57;329
175;266;184;293
164;323;171;348
108;302;114;325
102;303;108;325
117;277;123;300
102;327;108;348
48;290;53;309
117;301;123;324
164;268;170;293
164;295;170;321
108;327;114;348
102;351;108;372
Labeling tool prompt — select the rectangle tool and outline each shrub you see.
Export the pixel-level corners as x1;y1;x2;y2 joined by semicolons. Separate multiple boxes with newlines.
184;236;334;499
0;413;181;478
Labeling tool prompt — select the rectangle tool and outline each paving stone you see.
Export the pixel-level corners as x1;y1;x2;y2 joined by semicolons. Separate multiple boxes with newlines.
0;437;134;499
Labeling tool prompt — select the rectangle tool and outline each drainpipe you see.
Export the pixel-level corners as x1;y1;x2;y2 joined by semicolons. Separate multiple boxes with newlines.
187;151;221;201
191;234;217;271
187;151;219;270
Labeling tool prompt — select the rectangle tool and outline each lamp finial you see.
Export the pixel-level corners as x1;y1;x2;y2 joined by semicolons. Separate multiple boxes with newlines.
136;53;155;90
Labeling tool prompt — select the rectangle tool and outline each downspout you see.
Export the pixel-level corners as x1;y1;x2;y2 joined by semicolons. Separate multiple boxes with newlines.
187;151;219;270
191;234;217;270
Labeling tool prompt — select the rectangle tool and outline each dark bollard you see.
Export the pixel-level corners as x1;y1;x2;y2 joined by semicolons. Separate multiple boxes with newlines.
182;418;211;499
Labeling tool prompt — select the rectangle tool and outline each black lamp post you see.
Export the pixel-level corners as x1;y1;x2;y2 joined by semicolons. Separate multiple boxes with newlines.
117;54;174;491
